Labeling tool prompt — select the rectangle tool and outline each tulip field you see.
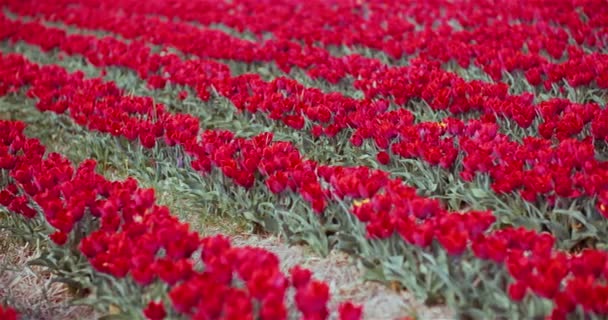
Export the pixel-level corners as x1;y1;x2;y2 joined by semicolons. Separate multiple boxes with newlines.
1;0;608;319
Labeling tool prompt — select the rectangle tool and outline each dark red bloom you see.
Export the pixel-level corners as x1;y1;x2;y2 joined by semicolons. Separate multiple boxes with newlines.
290;265;312;289
178;90;188;100
0;305;18;320
295;281;330;319
338;302;363;320
49;230;68;245
376;151;390;165
140;133;156;149
144;301;166;320
507;281;527;301
437;229;468;256
266;172;289;194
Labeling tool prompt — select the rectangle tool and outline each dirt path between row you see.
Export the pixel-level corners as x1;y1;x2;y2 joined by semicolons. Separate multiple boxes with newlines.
0;235;97;320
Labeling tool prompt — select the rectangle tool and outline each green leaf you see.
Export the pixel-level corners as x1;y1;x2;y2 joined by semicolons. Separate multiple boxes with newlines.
242;210;263;224
382;255;405;276
470;188;487;198
362;265;386;282
334;233;361;254
28;256;57;269
420;253;463;299
491;291;512;310
459;308;491;320
553;209;597;232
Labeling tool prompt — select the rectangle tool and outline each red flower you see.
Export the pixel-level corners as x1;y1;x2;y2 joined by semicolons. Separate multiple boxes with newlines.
178;90;188;100
547;308;567;320
49;230;68;245
529;274;560;299
131;265;155;286
0;189;15;206
100;208;121;232
221;290;254;320
311;125;324;138
107;256;130;279
570;249;606;277
506;250;532;281
531;232;555;258
147;75;166;89
398;218;434;248
13;199;37;219
290;265;312;289
247;269;288;300
409;222;435;248
295;281;330;319
144;301;166;320
140;133;156;149
258;294;287;320
169;282;200;314
0;154;16;170
376;151;390;165
191;157;212;173
373;135;389;150
155;259;187;285
507;281;527;301
0;305;18;320
201;235;232;263
437;229;468;256
283;114;305;130
338;302;363;320
471;234;507;263
235;171;255;189
311;198;326;213
349;133;363;147
266;172;288;194
524;68;542;86
553;291;576;314
134;188;156;209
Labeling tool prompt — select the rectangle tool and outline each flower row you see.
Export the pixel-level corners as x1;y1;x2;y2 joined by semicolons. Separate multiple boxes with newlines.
52;0;608;54
0;117;362;320
3;51;608;319
2;15;607;220
5;0;608;139
20;0;608;88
